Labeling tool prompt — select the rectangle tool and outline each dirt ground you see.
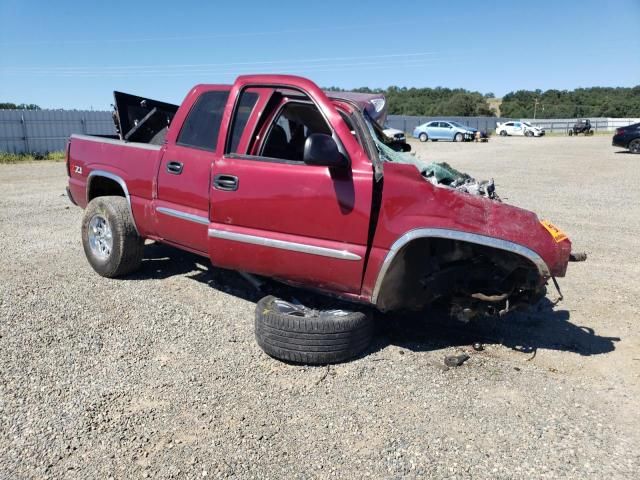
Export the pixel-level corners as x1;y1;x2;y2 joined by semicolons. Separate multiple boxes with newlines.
1;135;639;479
409;135;640;393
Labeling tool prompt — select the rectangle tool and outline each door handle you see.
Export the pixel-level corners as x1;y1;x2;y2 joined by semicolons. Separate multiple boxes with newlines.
166;161;183;175
213;174;239;191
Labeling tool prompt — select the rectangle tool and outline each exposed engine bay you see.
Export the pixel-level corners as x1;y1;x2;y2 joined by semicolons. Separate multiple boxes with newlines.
376;237;548;318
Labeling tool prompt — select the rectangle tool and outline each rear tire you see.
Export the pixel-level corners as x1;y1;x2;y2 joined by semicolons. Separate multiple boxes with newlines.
499;130;507;136
81;196;144;278
255;296;373;365
419;132;428;142
629;138;640;154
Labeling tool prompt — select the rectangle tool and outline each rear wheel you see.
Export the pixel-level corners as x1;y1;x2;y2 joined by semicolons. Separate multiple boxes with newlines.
419;132;428;142
629;138;640;154
255;296;373;364
81;196;144;278
454;132;464;142
499;130;507;136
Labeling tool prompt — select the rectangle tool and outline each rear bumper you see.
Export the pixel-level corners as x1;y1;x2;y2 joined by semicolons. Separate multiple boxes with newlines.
612;135;628;148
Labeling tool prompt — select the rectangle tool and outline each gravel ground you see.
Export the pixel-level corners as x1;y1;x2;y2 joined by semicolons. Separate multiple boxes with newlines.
1;135;639;479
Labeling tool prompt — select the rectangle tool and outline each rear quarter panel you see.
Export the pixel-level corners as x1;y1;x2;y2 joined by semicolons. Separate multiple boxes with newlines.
67;136;163;237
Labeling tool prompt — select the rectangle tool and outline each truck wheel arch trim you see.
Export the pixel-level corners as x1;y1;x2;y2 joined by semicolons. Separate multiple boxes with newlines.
86;170;139;234
371;228;551;305
208;228;362;261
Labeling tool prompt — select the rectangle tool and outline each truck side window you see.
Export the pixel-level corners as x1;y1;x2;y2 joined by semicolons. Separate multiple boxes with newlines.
228;91;259;153
260;102;331;162
177;91;230;151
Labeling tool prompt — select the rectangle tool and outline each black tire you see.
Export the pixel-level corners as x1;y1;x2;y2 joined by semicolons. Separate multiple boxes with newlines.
629;138;640;154
525;130;533;137
81;196;144;278
568;130;573;136
255;296;373;364
419;132;428;142
454;132;463;142
499;130;507;136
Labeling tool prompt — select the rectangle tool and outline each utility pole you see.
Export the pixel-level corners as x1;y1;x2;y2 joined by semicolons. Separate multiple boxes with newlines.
533;98;540;119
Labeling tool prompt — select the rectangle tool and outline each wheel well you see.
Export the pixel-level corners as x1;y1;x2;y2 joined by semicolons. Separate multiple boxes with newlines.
88;176;126;201
375;237;541;312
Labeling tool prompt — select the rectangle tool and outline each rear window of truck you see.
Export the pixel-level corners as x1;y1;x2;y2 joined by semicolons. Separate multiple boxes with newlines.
177;91;230;151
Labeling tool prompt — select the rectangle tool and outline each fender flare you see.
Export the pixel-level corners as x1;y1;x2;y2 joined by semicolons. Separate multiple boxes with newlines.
86;170;139;234
371;228;551;305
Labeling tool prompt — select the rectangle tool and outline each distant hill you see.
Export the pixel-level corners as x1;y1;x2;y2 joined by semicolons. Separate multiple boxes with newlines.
487;98;502;117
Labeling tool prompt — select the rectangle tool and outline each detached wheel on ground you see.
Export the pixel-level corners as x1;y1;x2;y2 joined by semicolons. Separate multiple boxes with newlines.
81;196;144;278
255;295;373;364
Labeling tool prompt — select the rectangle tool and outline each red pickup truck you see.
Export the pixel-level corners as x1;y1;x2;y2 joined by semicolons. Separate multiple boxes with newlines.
66;74;572;363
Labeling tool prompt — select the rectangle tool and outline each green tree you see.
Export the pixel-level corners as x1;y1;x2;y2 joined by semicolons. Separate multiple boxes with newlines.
0;103;41;110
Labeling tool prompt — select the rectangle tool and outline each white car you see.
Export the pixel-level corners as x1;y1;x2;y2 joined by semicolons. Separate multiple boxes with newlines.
383;124;406;144
496;121;545;137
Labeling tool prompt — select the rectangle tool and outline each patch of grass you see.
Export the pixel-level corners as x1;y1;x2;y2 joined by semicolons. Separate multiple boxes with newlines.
0;151;66;164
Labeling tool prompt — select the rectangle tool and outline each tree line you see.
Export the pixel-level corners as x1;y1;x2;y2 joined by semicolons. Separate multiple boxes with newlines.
327;85;640;118
327;86;495;117
0;103;41;110
500;86;640;118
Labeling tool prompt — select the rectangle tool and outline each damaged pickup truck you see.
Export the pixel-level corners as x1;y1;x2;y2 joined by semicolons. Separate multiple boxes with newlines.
66;75;573;364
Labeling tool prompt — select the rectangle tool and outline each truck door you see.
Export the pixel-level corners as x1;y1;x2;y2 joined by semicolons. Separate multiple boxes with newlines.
208;79;374;294
154;86;229;254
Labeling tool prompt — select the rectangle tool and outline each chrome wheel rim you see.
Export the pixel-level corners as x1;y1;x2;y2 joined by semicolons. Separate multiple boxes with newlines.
630;140;640;153
88;214;113;260
272;299;350;318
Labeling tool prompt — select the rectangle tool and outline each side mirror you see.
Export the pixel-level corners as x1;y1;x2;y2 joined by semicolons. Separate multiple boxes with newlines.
303;133;348;168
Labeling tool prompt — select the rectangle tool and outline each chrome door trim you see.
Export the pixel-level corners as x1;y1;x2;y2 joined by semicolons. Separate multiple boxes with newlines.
371;228;551;304
208;228;362;261
156;207;209;225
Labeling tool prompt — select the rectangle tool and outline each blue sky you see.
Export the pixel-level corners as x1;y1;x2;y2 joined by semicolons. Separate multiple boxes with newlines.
1;0;639;109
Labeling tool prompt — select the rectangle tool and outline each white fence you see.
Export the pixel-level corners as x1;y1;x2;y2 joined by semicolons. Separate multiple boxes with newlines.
524;118;639;133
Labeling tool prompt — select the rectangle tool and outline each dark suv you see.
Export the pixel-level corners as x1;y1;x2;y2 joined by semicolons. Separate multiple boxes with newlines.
612;123;640;154
569;119;593;136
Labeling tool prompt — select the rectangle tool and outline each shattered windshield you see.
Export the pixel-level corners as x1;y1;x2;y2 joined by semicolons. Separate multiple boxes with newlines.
364;115;499;201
